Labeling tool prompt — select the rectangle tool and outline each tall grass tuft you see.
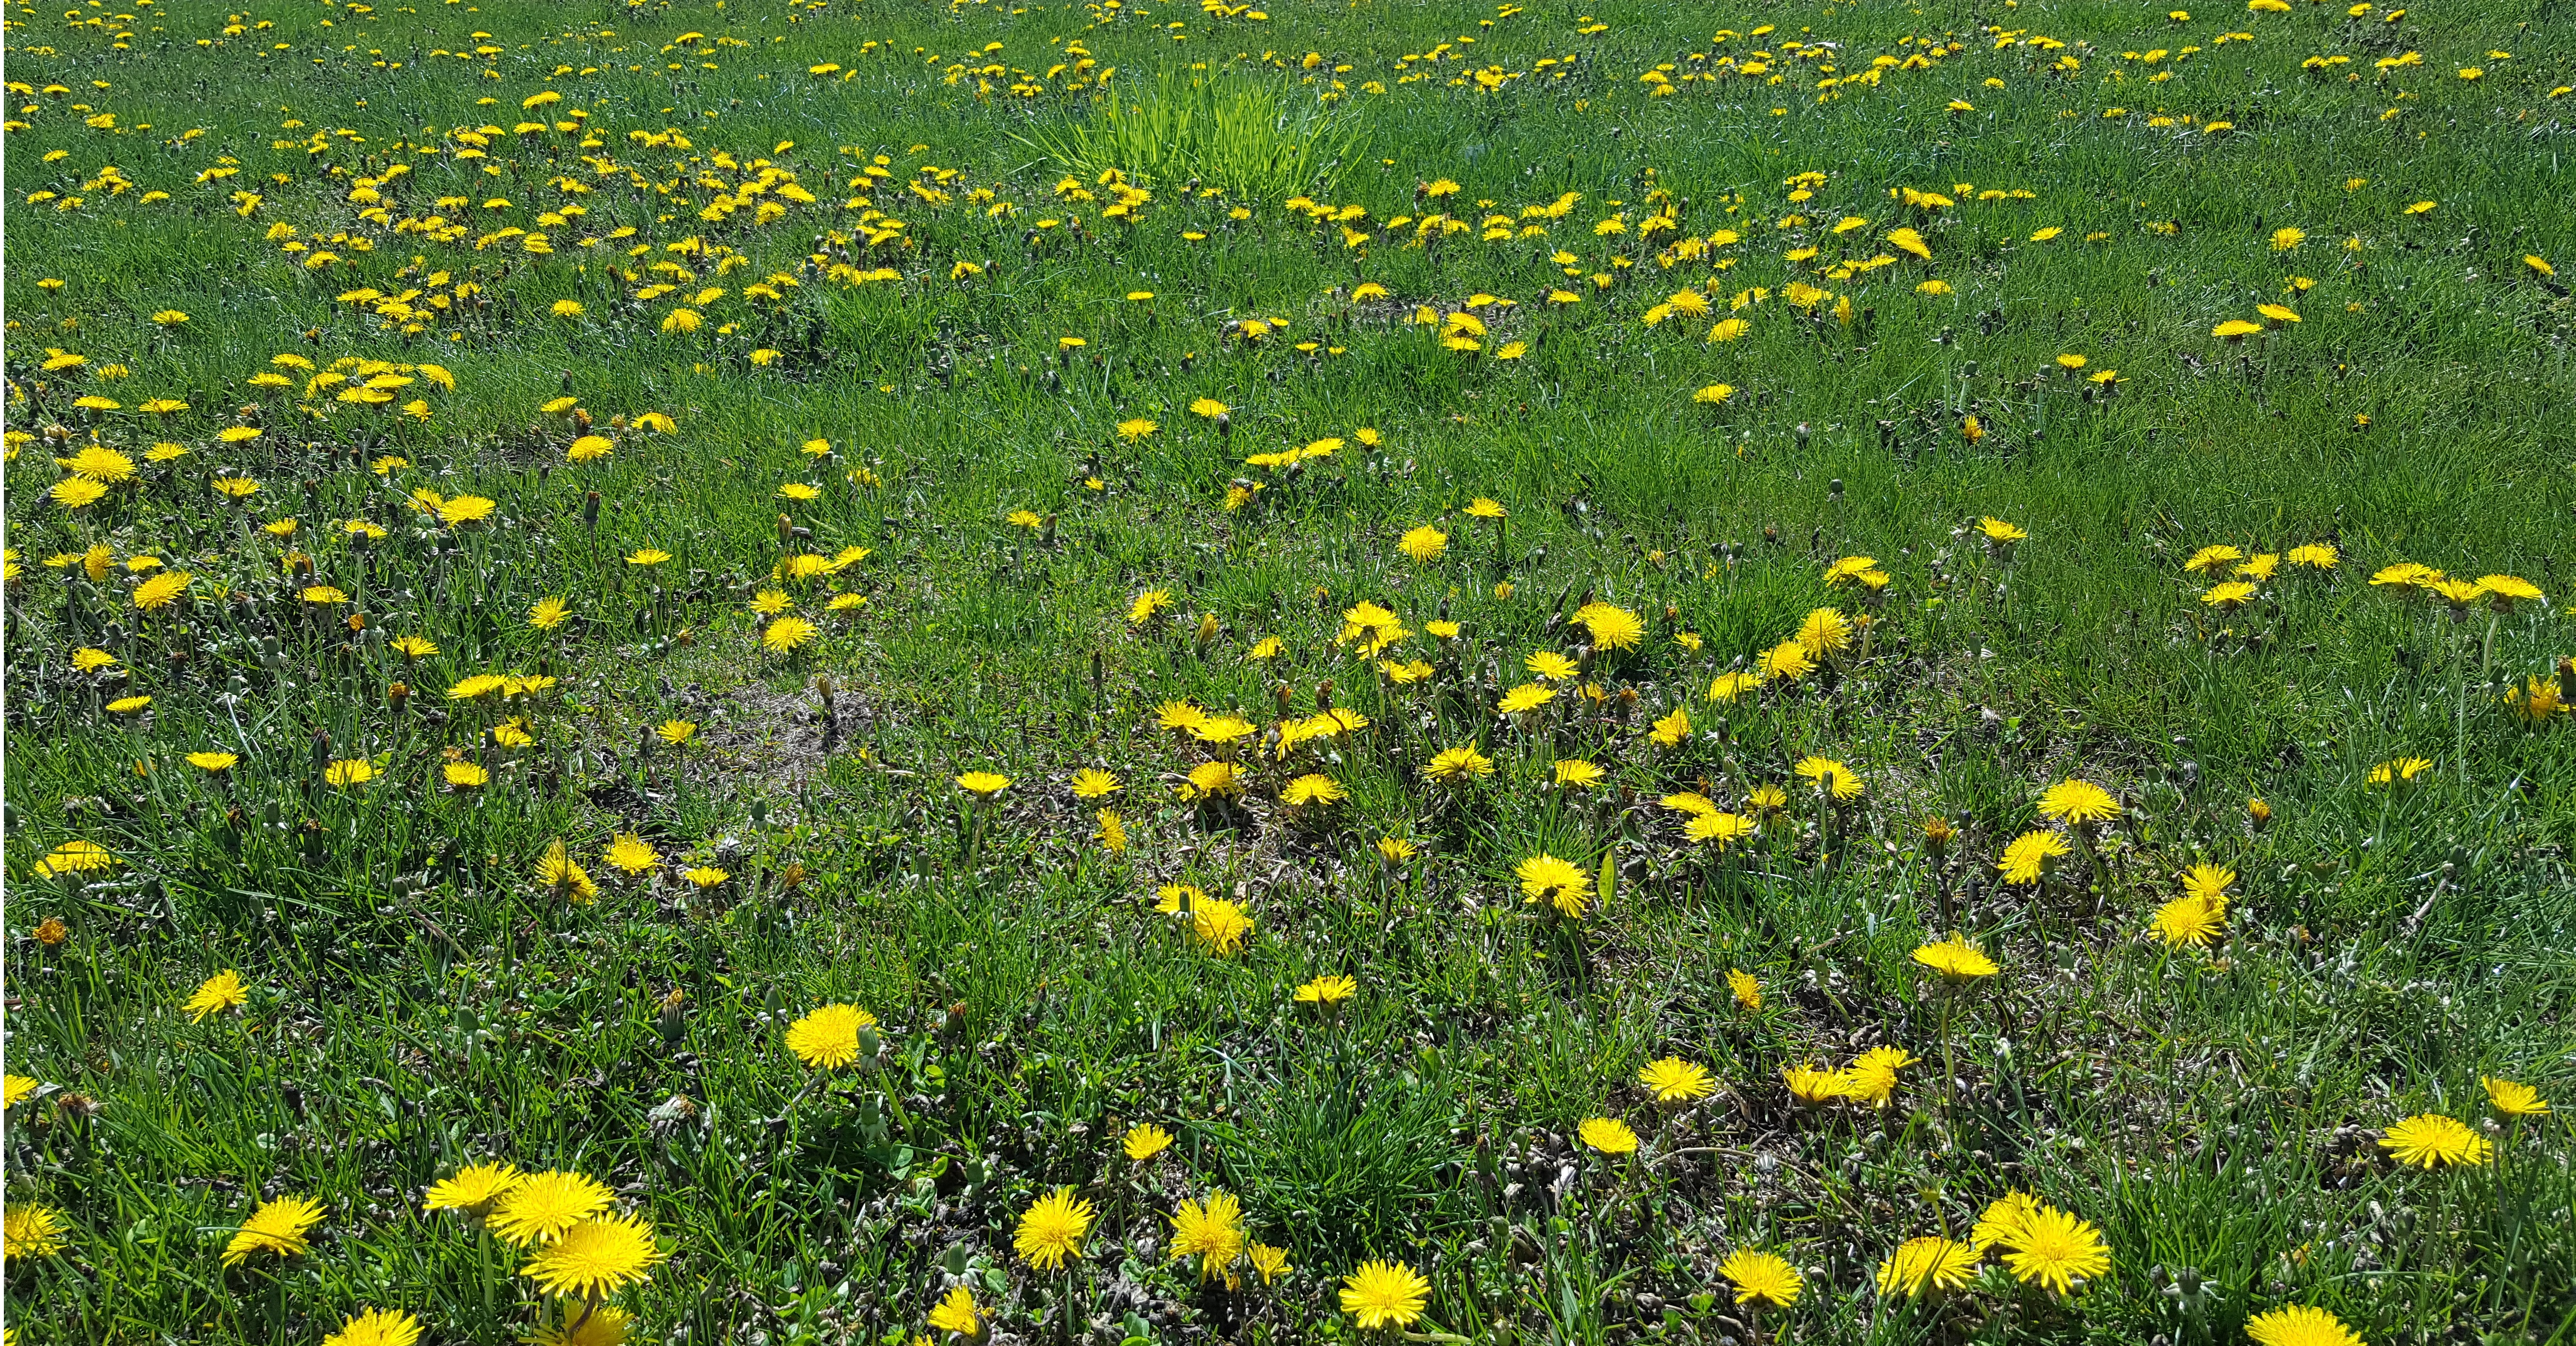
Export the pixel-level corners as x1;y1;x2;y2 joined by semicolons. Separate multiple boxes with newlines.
1012;70;1367;199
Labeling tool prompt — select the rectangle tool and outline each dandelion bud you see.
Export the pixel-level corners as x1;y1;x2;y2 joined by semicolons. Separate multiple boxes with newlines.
776;513;793;542
1763;525;1780;545
572;407;593;432
2559;656;2574;706
1274;681;1295;715
855;1024;882;1068
1215;413;1231;436
2248;797;2271;829
1315;680;1334;710
658;988;687;1043
582;491;601;529
388;681;410;712
1921;816;1956;856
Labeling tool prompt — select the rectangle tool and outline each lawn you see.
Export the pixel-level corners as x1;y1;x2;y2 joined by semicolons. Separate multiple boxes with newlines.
3;0;2573;1343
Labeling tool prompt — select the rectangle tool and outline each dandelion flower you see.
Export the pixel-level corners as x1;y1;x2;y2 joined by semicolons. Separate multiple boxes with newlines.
1124;1122;1175;1162
1553;759;1605;789
2367;757;2432;786
186;969;249;1022
1707;671;1764;703
1282;774;1347;806
321;1309;424;1346
1717;1250;1802;1307
1875;1236;1978;1298
534;842;596;903
1129;589;1174;625
223;1194;326;1266
926;1286;980;1338
1014;1187;1095;1271
489;1170;614;1247
2480;1076;2549;1118
522;1214;665;1299
1168;1191;1247;1281
1574;601;1644;651
2036;779;2117;825
1527;650;1580;681
1843;1045;1919;1106
2154;894;2226;948
1399;525;1448;561
1782;1064;1852;1106
762;616;818;653
956;770;1011;798
2245;1305;2367;1346
133;571;193;610
1339;1261;1431;1330
2378;1113;2492;1167
2000;1205;2111;1293
1913;936;1998;980
1425;745;1496;784
1794;755;1863;801
1184;761;1242;799
424;1161;524;1215
1191;897;1254;954
34;839;118;878
1639;1058;1715;1103
1295;974;1358;1009
604;834;660;876
4;1205;70;1260
1579;1116;1639;1155
785;1004;877;1070
1070;769;1121;799
1795;607;1853;657
1515;853;1593;918
1758;641;1816;682
1997;830;2071;884
1685;811;1756;849
1728;969;1762;1010
50;481;110;511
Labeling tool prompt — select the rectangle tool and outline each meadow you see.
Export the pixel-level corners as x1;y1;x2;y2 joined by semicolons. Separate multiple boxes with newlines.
3;0;2574;1342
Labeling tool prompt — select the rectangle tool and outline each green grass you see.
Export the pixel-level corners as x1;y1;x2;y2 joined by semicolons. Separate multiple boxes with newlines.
4;0;2575;1342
